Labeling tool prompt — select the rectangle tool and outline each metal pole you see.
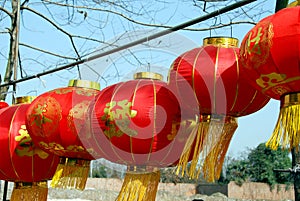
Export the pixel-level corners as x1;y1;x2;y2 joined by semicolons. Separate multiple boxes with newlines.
274;147;300;201
292;148;300;201
2;181;8;201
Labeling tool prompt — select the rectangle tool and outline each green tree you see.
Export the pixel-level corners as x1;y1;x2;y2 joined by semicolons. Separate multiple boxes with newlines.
225;143;292;187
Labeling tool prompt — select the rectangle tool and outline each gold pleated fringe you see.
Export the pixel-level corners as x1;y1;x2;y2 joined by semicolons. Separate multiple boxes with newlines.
202;120;237;182
266;104;300;151
176;122;207;177
176;117;237;182
10;181;48;201
116;171;160;201
51;158;90;190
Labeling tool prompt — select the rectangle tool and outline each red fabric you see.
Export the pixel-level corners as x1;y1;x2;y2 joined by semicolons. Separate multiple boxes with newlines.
26;87;101;160
169;43;270;117
0;104;59;182
90;80;195;167
240;7;300;100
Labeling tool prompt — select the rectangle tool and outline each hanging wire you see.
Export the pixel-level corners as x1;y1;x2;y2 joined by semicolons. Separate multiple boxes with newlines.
0;0;257;89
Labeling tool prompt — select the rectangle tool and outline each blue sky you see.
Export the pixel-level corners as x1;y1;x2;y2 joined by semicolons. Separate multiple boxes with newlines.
0;0;283;158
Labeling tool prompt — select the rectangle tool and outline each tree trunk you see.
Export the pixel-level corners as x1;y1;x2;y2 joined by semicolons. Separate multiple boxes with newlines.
292;148;300;201
0;0;20;102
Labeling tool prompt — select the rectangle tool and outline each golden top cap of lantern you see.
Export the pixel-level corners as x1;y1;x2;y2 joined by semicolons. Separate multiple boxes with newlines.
134;72;163;81
15;96;36;104
68;79;100;90
203;37;239;48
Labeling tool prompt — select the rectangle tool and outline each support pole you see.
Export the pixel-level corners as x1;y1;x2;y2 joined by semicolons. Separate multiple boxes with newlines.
2;181;8;201
292;148;300;201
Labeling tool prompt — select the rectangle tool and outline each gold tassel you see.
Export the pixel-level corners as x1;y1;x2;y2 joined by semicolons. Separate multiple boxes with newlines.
116;169;160;201
202;116;237;182
266;93;300;151
51;158;90;190
176;115;237;181
175;116;201;177
11;181;48;201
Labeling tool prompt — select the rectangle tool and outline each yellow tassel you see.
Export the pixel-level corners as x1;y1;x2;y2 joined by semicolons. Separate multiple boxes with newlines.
266;94;300;151
202;117;237;182
176;115;237;181
175;117;202;177
10;181;48;201
116;170;160;201
51;158;90;190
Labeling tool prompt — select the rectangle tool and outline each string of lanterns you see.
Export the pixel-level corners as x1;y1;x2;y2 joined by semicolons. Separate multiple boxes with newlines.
0;4;299;201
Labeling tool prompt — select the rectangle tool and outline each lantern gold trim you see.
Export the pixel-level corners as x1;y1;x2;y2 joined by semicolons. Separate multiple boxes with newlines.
15;96;36;104
288;0;300;7
203;37;239;48
14;181;47;189
127;165;159;174
281;93;300;108
68;79;100;90
134;72;163;81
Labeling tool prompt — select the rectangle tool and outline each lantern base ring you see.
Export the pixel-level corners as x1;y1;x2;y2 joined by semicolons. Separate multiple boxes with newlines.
127;165;159;174
11;181;48;201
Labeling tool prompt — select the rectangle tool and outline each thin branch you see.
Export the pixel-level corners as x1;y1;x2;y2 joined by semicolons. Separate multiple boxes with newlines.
35;0;257;31
19;42;78;60
21;6;81;59
0;6;13;18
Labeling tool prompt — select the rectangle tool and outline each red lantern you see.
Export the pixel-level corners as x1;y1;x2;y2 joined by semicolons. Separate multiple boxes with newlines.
239;7;300;150
0;96;59;201
169;37;270;181
26;80;101;190
90;72;198;201
0;100;9;109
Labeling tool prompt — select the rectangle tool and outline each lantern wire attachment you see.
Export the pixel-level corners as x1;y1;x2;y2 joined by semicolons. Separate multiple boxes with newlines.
51;158;90;190
116;170;160;201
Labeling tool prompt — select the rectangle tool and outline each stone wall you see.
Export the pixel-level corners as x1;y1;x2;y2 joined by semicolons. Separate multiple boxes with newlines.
228;181;294;200
0;179;295;201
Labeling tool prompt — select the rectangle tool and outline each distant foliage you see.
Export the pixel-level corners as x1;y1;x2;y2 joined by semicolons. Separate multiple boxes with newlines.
224;143;293;187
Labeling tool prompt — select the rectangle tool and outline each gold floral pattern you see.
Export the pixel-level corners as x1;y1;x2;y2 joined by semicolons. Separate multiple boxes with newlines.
15;125;49;159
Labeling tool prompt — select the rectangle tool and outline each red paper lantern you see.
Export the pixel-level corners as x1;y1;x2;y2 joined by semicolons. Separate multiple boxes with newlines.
90;72;198;201
239;6;300;150
26;80;101;190
0;96;59;201
169;37;270;181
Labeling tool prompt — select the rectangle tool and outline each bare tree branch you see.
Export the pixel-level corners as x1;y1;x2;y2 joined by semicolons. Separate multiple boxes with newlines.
21;6;81;59
19;42;78;60
0;6;13;18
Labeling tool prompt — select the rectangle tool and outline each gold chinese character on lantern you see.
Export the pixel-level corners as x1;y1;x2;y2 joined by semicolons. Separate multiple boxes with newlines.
102;100;137;138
